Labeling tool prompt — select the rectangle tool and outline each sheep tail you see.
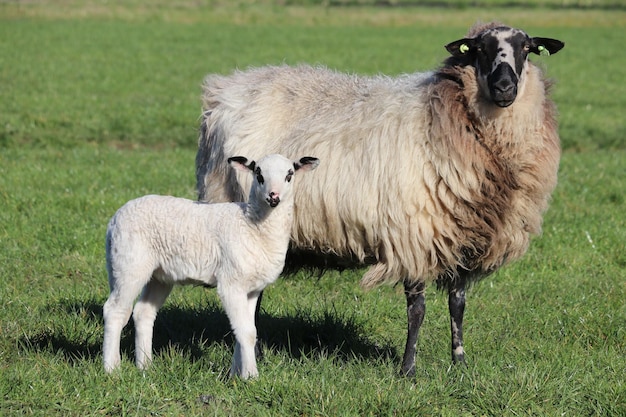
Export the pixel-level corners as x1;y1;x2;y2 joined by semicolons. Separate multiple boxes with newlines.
360;260;410;290
360;263;388;290
196;111;245;203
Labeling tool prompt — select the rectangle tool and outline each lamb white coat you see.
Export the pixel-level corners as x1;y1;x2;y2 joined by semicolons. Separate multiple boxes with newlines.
102;154;319;378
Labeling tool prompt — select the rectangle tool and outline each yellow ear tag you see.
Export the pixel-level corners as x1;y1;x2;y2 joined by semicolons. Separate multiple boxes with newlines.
459;43;470;54
538;45;550;56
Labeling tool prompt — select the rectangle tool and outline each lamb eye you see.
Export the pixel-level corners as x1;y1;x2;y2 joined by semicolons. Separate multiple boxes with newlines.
255;168;264;184
285;170;294;182
523;44;530;52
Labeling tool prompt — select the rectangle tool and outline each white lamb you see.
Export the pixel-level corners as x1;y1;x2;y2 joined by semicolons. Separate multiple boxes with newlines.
102;153;319;378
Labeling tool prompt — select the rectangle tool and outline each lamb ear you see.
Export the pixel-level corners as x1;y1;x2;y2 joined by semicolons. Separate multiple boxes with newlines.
228;156;256;172
294;156;320;172
530;37;564;56
445;38;476;57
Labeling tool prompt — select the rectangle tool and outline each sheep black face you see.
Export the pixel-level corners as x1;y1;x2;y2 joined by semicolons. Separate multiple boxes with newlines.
446;26;564;107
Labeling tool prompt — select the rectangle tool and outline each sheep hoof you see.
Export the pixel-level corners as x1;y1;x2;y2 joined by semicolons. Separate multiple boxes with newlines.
399;363;416;378
453;355;466;364
452;347;466;365
197;394;215;405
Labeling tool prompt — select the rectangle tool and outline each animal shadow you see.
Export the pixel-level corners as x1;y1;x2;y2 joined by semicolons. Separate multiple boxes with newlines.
18;295;398;367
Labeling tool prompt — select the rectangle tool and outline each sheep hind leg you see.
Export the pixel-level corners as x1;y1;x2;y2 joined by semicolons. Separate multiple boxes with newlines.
103;296;133;373
132;279;173;371
254;290;264;361
448;276;467;364
400;280;426;377
103;265;155;373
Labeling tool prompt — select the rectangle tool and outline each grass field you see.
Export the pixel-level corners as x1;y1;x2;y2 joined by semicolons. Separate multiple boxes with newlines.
1;1;625;416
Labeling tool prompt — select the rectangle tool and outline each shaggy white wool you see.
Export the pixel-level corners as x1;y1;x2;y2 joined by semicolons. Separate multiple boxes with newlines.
197;61;559;287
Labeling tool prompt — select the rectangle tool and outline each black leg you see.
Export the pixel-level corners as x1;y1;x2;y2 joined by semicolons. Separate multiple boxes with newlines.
448;276;467;364
254;290;264;360
400;280;426;377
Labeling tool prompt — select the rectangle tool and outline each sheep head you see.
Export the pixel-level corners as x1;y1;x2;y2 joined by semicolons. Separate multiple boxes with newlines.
445;24;564;108
228;154;319;208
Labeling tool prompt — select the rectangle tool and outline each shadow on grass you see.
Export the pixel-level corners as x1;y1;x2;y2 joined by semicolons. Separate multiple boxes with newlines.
18;296;398;367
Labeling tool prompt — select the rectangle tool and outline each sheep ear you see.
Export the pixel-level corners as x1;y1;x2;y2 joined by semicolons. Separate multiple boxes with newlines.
294;157;320;172
530;37;564;56
228;156;256;172
445;38;476;57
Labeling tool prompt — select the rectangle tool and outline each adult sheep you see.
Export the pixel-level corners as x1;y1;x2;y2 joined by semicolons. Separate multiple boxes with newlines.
195;22;564;376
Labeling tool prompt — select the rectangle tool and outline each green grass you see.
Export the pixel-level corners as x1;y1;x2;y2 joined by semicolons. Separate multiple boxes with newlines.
1;2;625;416
1;4;625;150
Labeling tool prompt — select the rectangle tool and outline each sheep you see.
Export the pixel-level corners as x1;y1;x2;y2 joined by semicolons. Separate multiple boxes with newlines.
195;22;564;376
102;153;320;378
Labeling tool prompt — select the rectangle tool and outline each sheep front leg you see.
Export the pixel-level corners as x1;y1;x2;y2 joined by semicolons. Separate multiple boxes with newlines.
448;276;467;364
400;280;426;377
219;287;260;379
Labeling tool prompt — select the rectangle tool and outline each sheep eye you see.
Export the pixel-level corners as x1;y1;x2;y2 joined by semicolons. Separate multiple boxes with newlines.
523;44;530;52
285;170;294;182
255;168;264;184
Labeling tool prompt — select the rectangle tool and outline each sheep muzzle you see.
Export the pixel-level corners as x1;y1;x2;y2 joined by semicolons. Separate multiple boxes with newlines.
488;63;518;108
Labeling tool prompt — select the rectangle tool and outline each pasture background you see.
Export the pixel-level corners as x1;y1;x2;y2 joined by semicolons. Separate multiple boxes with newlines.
1;1;624;415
